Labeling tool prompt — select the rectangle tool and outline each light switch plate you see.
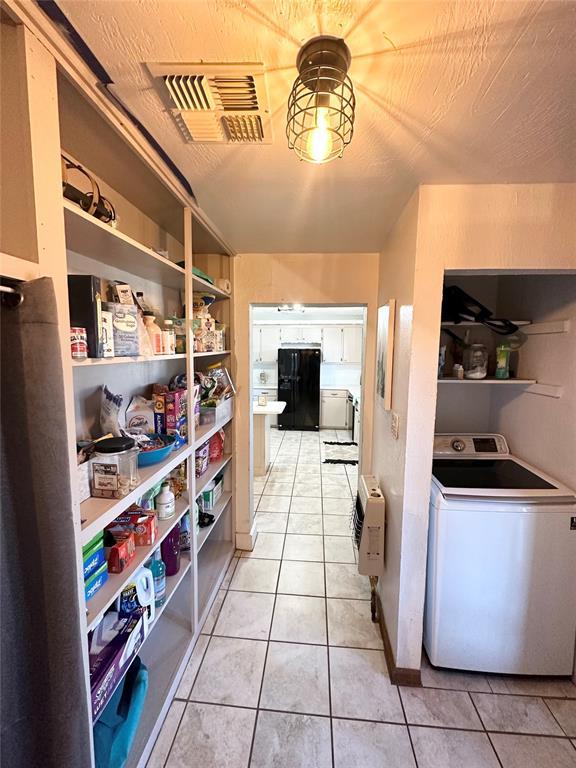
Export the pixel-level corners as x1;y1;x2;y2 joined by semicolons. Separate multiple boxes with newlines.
391;411;399;440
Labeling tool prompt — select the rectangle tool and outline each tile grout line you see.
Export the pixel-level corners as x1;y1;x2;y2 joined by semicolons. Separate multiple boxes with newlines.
467;690;505;768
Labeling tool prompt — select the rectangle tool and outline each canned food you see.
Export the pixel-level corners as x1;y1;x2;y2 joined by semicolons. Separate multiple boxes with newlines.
71;326;88;360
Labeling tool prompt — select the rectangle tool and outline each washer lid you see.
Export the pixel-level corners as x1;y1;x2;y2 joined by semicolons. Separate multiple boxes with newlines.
432;459;555;491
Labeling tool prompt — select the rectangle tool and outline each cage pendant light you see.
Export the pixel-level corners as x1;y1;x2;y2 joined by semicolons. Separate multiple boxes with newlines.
287;36;355;164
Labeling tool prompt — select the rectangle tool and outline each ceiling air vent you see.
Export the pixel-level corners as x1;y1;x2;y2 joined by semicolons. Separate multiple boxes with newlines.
147;62;271;145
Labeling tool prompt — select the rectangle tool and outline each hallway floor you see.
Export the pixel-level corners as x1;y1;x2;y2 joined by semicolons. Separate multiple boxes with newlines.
147;429;576;768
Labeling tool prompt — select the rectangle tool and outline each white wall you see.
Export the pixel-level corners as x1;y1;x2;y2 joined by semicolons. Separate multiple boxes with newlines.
375;183;576;672
233;252;379;549
491;275;576;488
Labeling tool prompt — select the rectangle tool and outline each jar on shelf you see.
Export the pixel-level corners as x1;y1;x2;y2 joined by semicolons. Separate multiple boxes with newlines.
90;436;140;499
463;343;488;379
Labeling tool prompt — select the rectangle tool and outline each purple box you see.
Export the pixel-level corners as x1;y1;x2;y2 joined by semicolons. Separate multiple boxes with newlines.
89;609;146;720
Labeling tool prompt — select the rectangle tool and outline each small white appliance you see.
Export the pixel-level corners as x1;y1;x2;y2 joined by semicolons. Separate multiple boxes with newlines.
424;433;576;676
354;475;385;621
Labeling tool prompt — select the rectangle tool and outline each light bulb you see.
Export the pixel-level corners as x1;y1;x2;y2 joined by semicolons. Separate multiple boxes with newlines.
307;107;333;163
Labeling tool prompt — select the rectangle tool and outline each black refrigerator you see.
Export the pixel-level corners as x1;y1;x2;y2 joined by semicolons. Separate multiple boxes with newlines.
278;347;321;430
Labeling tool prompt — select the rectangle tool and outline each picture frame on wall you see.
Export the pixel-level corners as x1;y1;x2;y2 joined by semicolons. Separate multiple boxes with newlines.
376;299;396;411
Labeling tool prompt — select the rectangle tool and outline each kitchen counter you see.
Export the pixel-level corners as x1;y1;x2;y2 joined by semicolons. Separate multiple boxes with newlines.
320;386;361;405
253;401;286;476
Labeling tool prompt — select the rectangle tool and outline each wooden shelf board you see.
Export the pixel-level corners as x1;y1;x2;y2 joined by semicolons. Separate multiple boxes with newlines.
193;350;231;358
197;539;235;619
73;353;186;367
197;493;232;554
80;443;191;546
437;378;536;385
192;273;231;299
85;495;190;632
195;455;233;498
193;415;233;450
63;201;185;288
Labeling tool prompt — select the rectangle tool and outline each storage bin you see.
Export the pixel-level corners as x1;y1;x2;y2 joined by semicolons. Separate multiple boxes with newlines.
199;397;233;426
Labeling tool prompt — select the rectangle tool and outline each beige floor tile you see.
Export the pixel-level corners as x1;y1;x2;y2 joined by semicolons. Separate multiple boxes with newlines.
327;598;383;649
191;636;267;707
221;557;239;589
472;692;563;735
146;699;186;768
333;719;415;768
277;560;325;597
242;532;285;559
421;653;491;693
255;512;288;533
283;533;324;562
323;498;354;516
322;515;352;536
201;589;226;634
287;513;323;535
230;558;280;593
293;479;322;497
490;733;576;768
166;702;255;768
250;711;332;768
410;727;500;768
271;594;327;644
400;687;482;730
214;591;275;641
325;562;370;600
546;699;576;737
260;642;329;715
263;481;294;496
330;647;403;722
324;535;356;563
175;634;210;699
290;496;323;514
488;676;576;698
257;495;291;513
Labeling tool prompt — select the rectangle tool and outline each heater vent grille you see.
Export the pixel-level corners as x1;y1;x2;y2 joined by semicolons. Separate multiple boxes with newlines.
148;62;271;145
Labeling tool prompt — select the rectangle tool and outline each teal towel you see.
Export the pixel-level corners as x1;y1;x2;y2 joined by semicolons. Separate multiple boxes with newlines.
93;657;148;768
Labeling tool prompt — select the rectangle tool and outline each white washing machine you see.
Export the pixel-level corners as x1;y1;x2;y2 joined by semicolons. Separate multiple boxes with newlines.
424;433;576;675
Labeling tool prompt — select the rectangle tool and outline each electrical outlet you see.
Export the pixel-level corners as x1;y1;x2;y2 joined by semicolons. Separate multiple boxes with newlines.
391;411;399;440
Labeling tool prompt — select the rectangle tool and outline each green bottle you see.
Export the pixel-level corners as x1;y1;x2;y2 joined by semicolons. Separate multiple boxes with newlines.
495;343;511;379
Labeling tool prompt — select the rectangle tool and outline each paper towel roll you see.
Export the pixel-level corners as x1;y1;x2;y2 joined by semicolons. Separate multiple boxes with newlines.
215;278;232;295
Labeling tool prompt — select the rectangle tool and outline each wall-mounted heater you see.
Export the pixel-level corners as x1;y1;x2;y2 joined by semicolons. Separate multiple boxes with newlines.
353;475;385;622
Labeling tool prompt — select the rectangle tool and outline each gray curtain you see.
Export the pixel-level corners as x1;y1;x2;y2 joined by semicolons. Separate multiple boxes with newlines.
1;277;92;767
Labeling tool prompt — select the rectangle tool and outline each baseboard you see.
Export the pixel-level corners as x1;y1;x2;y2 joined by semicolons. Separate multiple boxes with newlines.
375;591;421;687
235;525;258;550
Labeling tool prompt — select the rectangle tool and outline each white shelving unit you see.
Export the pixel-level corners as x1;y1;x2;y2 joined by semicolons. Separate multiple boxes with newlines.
1;14;237;768
437;378;537;385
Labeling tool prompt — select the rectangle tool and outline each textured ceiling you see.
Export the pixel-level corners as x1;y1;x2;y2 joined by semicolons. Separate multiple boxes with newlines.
57;0;576;252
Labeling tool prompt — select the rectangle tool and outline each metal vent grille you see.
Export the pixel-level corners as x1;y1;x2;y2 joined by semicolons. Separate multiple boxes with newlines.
163;75;214;111
223;115;264;143
148;62;271;144
211;76;258;111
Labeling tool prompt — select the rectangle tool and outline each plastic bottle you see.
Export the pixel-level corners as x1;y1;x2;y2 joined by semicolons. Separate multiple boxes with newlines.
149;551;166;608
143;311;163;355
155;481;175;520
495;343;511;379
162;319;176;355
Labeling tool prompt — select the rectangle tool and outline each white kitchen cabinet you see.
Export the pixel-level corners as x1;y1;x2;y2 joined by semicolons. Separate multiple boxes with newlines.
252;326;262;362
342;326;363;364
320;390;348;428
280;325;322;344
280;326;301;344
322;327;343;362
301;326;322;343
259;326;281;362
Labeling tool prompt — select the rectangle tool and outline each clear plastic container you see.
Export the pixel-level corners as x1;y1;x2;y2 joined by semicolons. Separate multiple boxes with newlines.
464;343;488;379
91;436;140;498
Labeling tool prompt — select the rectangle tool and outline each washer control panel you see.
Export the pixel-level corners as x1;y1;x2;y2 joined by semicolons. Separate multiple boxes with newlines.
433;434;509;456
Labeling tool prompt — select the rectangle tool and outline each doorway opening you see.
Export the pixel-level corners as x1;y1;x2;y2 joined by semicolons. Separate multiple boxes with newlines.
250;304;367;516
